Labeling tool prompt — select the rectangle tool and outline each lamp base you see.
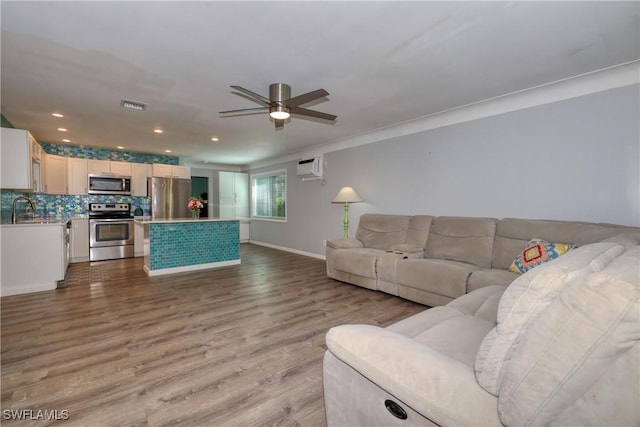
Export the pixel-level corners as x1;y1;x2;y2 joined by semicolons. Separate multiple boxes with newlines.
343;202;350;239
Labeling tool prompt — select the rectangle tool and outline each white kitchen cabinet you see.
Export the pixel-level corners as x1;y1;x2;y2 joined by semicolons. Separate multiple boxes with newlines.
152;163;191;178
152;163;172;177
133;221;149;257
1;223;67;296
219;171;249;218
1;128;43;192
70;218;89;262
88;159;132;176
67;158;88;195
31;138;43;162
132;163;152;196
88;159;110;174
110;161;132;176
44;153;68;194
171;165;191;179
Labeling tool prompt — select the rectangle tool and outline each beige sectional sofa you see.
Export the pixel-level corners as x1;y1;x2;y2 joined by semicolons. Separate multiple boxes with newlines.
323;224;640;426
326;214;635;307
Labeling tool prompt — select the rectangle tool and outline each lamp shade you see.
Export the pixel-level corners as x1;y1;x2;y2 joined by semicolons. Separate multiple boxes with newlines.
332;186;363;203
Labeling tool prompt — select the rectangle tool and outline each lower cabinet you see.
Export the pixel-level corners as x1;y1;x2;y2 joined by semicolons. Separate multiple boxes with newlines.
134;221;149;257
1;224;67;296
70;218;90;262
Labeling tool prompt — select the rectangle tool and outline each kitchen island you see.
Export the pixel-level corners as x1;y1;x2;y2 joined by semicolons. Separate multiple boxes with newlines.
135;217;240;276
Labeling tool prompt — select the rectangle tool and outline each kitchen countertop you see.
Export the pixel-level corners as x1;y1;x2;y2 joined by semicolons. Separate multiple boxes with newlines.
1;220;66;227
135;217;242;224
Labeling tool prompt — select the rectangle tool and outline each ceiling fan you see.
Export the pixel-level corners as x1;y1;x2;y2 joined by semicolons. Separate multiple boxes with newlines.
219;83;337;129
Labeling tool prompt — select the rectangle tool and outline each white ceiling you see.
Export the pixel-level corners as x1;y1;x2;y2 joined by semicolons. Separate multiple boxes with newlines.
1;1;638;167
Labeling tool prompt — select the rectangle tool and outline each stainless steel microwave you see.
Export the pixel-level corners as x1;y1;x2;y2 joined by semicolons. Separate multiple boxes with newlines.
88;174;132;195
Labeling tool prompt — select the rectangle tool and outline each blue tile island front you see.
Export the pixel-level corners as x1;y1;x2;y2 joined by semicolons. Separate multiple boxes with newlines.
138;218;240;276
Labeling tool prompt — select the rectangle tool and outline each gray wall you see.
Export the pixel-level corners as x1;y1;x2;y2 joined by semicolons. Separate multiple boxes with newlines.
249;85;640;256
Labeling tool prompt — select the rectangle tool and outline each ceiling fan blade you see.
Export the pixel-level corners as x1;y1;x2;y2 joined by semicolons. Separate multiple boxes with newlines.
285;89;329;108
274;119;285;129
219;107;269;116
290;107;337;122
230;85;271;105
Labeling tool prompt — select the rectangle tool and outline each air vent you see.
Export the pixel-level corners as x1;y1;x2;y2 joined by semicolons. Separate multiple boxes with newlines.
121;99;147;111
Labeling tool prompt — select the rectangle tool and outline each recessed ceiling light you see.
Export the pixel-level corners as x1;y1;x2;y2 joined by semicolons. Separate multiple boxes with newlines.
211;137;219;142
164;149;171;153
154;129;163;134
57;127;68;132
62;139;71;143
117;146;124;149
52;113;64;118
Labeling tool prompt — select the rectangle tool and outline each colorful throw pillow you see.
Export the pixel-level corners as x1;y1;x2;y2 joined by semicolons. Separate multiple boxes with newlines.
509;238;575;274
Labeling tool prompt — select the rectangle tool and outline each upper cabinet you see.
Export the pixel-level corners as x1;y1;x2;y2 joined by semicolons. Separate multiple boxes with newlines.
152;164;191;179
110;161;132;176
88;159;132;176
87;159;110;174
132;163;151;197
67;158;88;195
44;153;68;195
1;128;43;192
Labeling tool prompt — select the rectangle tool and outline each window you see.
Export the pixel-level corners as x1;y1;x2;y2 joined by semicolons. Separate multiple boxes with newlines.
251;170;286;221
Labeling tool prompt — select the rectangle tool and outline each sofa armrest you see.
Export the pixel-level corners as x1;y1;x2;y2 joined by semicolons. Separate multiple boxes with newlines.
390;243;424;254
326;324;500;427
326;238;363;249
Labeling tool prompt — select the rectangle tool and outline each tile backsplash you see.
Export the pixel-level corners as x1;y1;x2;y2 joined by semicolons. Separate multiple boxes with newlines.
1;191;150;223
40;143;179;165
1;143;175;223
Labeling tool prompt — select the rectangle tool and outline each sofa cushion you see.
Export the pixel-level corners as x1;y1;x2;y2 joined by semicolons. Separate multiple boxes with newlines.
326;325;501;427
475;242;626;395
425;217;497;268
388;285;506;361
498;247;639;426
446;285;507;324
492;218;587;270
405;215;434;248
508;238;575;274
332;248;381;279
390;244;424;253
355;214;411;250
396;259;480;300
467;269;519;292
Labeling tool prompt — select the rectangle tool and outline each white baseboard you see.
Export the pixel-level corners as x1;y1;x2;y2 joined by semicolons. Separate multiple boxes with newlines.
144;259;241;276
248;240;326;261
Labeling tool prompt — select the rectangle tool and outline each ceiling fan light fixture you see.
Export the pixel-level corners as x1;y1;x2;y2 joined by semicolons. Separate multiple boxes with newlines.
269;106;290;120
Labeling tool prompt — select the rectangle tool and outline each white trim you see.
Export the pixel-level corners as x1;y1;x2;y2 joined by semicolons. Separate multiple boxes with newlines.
250;168;288;221
143;259;241;276
249;240;326;260
248;61;640;170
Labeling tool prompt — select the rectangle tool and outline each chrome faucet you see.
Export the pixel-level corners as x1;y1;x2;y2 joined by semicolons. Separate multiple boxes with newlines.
12;196;36;224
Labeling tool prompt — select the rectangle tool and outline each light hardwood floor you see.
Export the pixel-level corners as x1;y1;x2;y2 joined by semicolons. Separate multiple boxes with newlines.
1;244;425;426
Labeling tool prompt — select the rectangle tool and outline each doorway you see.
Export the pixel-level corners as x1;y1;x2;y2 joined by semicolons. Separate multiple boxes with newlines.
191;176;209;217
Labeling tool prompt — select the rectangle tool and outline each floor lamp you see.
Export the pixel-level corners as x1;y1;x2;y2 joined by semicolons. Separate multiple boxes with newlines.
332;186;363;239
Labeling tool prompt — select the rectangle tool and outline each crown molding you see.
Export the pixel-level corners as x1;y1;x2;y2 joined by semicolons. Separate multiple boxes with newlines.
249;60;640;170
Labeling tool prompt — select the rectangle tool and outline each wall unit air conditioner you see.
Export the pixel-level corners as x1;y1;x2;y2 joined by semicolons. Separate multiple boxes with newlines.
297;157;323;180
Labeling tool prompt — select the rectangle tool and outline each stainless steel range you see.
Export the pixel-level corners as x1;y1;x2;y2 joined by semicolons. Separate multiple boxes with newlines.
88;203;134;261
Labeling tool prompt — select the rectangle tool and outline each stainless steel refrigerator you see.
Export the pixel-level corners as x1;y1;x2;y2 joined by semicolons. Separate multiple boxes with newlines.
148;177;192;219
